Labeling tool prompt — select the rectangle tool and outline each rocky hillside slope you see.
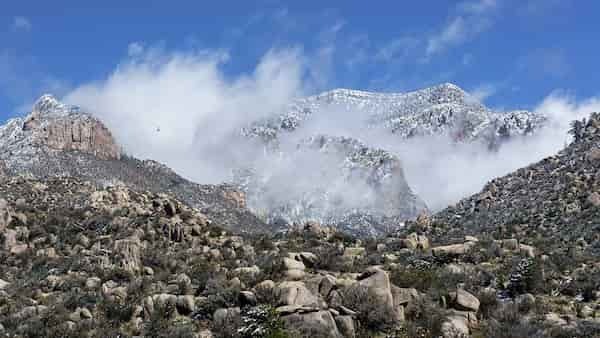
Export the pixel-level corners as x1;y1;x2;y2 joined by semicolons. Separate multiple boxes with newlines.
0;165;598;337
0;95;268;234
423;113;600;258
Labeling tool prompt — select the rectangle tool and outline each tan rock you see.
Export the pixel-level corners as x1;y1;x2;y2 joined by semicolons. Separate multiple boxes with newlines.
114;237;142;273
24;95;121;160
448;289;480;312
335;315;356;338
213;307;241;328
282;310;343;338
432;242;475;256
276;281;321;307
0;199;12;231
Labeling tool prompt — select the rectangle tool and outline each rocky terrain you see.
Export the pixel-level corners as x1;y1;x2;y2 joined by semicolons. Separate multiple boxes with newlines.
0;95;268;234
0;90;598;337
0;99;598;336
0;162;598;337
238;83;547;236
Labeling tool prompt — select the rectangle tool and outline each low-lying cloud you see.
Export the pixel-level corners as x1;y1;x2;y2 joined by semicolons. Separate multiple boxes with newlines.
65;45;309;183
64;45;600;214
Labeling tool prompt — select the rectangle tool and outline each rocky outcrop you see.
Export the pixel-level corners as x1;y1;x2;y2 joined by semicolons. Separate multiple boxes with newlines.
22;95;120;160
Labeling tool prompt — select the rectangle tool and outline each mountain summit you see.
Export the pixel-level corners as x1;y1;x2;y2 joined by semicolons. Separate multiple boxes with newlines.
1;94;120;163
244;83;546;146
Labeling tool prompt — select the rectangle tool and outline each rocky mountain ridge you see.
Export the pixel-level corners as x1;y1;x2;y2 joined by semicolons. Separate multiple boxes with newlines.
243;83;546;146
0;95;268;234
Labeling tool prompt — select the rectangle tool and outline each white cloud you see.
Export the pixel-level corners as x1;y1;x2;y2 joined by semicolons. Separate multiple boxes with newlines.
64;46;310;183
425;0;498;58
469;84;497;103
12;16;32;31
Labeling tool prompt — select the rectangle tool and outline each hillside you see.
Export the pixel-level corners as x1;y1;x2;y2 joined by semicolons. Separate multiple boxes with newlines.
0;95;268;234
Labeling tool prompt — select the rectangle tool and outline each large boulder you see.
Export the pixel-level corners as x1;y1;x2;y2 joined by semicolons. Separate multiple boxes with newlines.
432;242;476;257
402;233;430;250
282;255;307;280
448;289;480;312
282;310;343;338
113;237;142;273
357;267;394;310
276;281;321;308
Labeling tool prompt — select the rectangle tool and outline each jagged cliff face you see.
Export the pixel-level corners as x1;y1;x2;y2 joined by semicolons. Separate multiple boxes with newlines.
2;95;120;161
0;95;268;234
236;135;427;237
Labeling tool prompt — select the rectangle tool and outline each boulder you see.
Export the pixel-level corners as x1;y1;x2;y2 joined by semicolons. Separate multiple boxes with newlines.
402;232;430;250
448;289;480;312
283;257;306;280
176;295;195;314
232;265;261;279
282;310;343;338
0;199;12;231
441;314;470;338
519;244;536;258
213;307;241;329
113;237;142;273
358;267;394;310
335;315;356;338
432;242;475;256
276;281;321;308
239;291;257;306
0;279;9;290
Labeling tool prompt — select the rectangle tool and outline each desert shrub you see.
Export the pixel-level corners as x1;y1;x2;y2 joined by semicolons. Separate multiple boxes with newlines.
98;297;134;323
403;296;446;338
328;231;356;246
507;258;545;296
144;314;196;338
390;266;445;292
237;305;289;338
314;245;344;271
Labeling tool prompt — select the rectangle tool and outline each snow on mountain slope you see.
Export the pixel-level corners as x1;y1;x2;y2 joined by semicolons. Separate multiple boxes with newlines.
243;83;546;146
238;83;548;236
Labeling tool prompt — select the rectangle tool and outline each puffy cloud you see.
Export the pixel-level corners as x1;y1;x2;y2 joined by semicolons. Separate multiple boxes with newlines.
65;46;308;183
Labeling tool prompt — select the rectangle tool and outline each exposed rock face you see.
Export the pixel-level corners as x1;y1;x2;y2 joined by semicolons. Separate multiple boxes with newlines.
10;95;120;160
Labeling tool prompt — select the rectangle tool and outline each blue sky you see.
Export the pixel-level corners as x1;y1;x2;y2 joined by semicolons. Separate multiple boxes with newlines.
1;0;599;120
